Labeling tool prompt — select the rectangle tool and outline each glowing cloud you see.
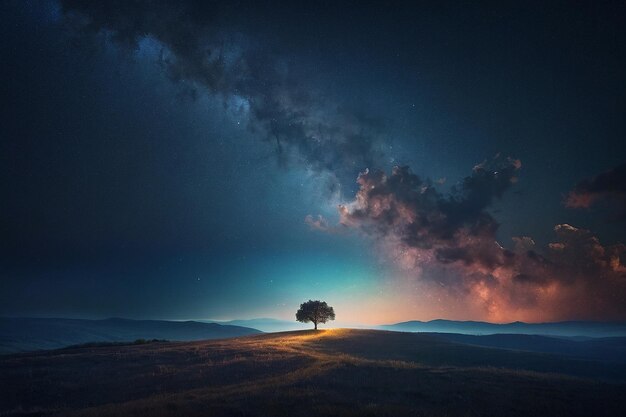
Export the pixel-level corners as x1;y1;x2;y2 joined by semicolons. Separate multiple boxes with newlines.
323;157;626;321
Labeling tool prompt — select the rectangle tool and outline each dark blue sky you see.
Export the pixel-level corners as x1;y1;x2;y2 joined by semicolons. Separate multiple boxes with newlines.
1;1;625;323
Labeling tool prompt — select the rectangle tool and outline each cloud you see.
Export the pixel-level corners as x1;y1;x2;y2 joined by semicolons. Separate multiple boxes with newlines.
331;157;626;321
60;0;385;189
565;163;626;220
305;214;348;235
338;155;521;248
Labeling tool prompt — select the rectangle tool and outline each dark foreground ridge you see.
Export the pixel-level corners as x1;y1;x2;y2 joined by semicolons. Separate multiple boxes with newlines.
1;329;624;417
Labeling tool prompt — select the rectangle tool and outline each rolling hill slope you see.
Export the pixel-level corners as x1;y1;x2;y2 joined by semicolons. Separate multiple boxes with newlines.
1;329;624;417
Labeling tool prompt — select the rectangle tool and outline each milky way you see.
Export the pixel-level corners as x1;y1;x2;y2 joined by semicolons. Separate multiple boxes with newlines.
60;0;626;321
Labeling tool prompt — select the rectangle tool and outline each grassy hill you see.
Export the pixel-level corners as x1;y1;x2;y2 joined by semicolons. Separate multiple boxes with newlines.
1;329;624;417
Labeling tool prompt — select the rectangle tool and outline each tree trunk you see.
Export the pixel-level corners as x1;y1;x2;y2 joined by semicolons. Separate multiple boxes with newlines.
314;322;318;330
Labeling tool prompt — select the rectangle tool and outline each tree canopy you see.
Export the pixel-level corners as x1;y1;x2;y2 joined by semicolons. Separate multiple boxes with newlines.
296;300;335;330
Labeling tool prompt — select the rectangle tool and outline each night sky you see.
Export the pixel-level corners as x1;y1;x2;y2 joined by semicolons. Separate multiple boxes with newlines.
2;0;625;324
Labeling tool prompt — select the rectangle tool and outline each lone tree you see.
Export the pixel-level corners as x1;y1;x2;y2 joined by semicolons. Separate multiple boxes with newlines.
296;300;335;330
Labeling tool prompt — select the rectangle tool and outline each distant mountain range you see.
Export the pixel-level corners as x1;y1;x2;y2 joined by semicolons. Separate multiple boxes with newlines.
380;319;626;337
4;317;626;355
0;317;261;354
201;318;310;333
201;318;371;332
203;318;626;337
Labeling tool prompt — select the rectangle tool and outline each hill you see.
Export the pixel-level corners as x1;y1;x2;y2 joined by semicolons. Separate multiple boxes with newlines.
0;317;261;354
1;329;624;417
381;319;626;337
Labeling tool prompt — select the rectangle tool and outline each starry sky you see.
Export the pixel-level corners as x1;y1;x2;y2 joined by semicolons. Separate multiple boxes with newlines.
1;0;625;324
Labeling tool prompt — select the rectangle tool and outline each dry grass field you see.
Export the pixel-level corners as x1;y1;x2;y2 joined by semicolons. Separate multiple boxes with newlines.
1;329;624;417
